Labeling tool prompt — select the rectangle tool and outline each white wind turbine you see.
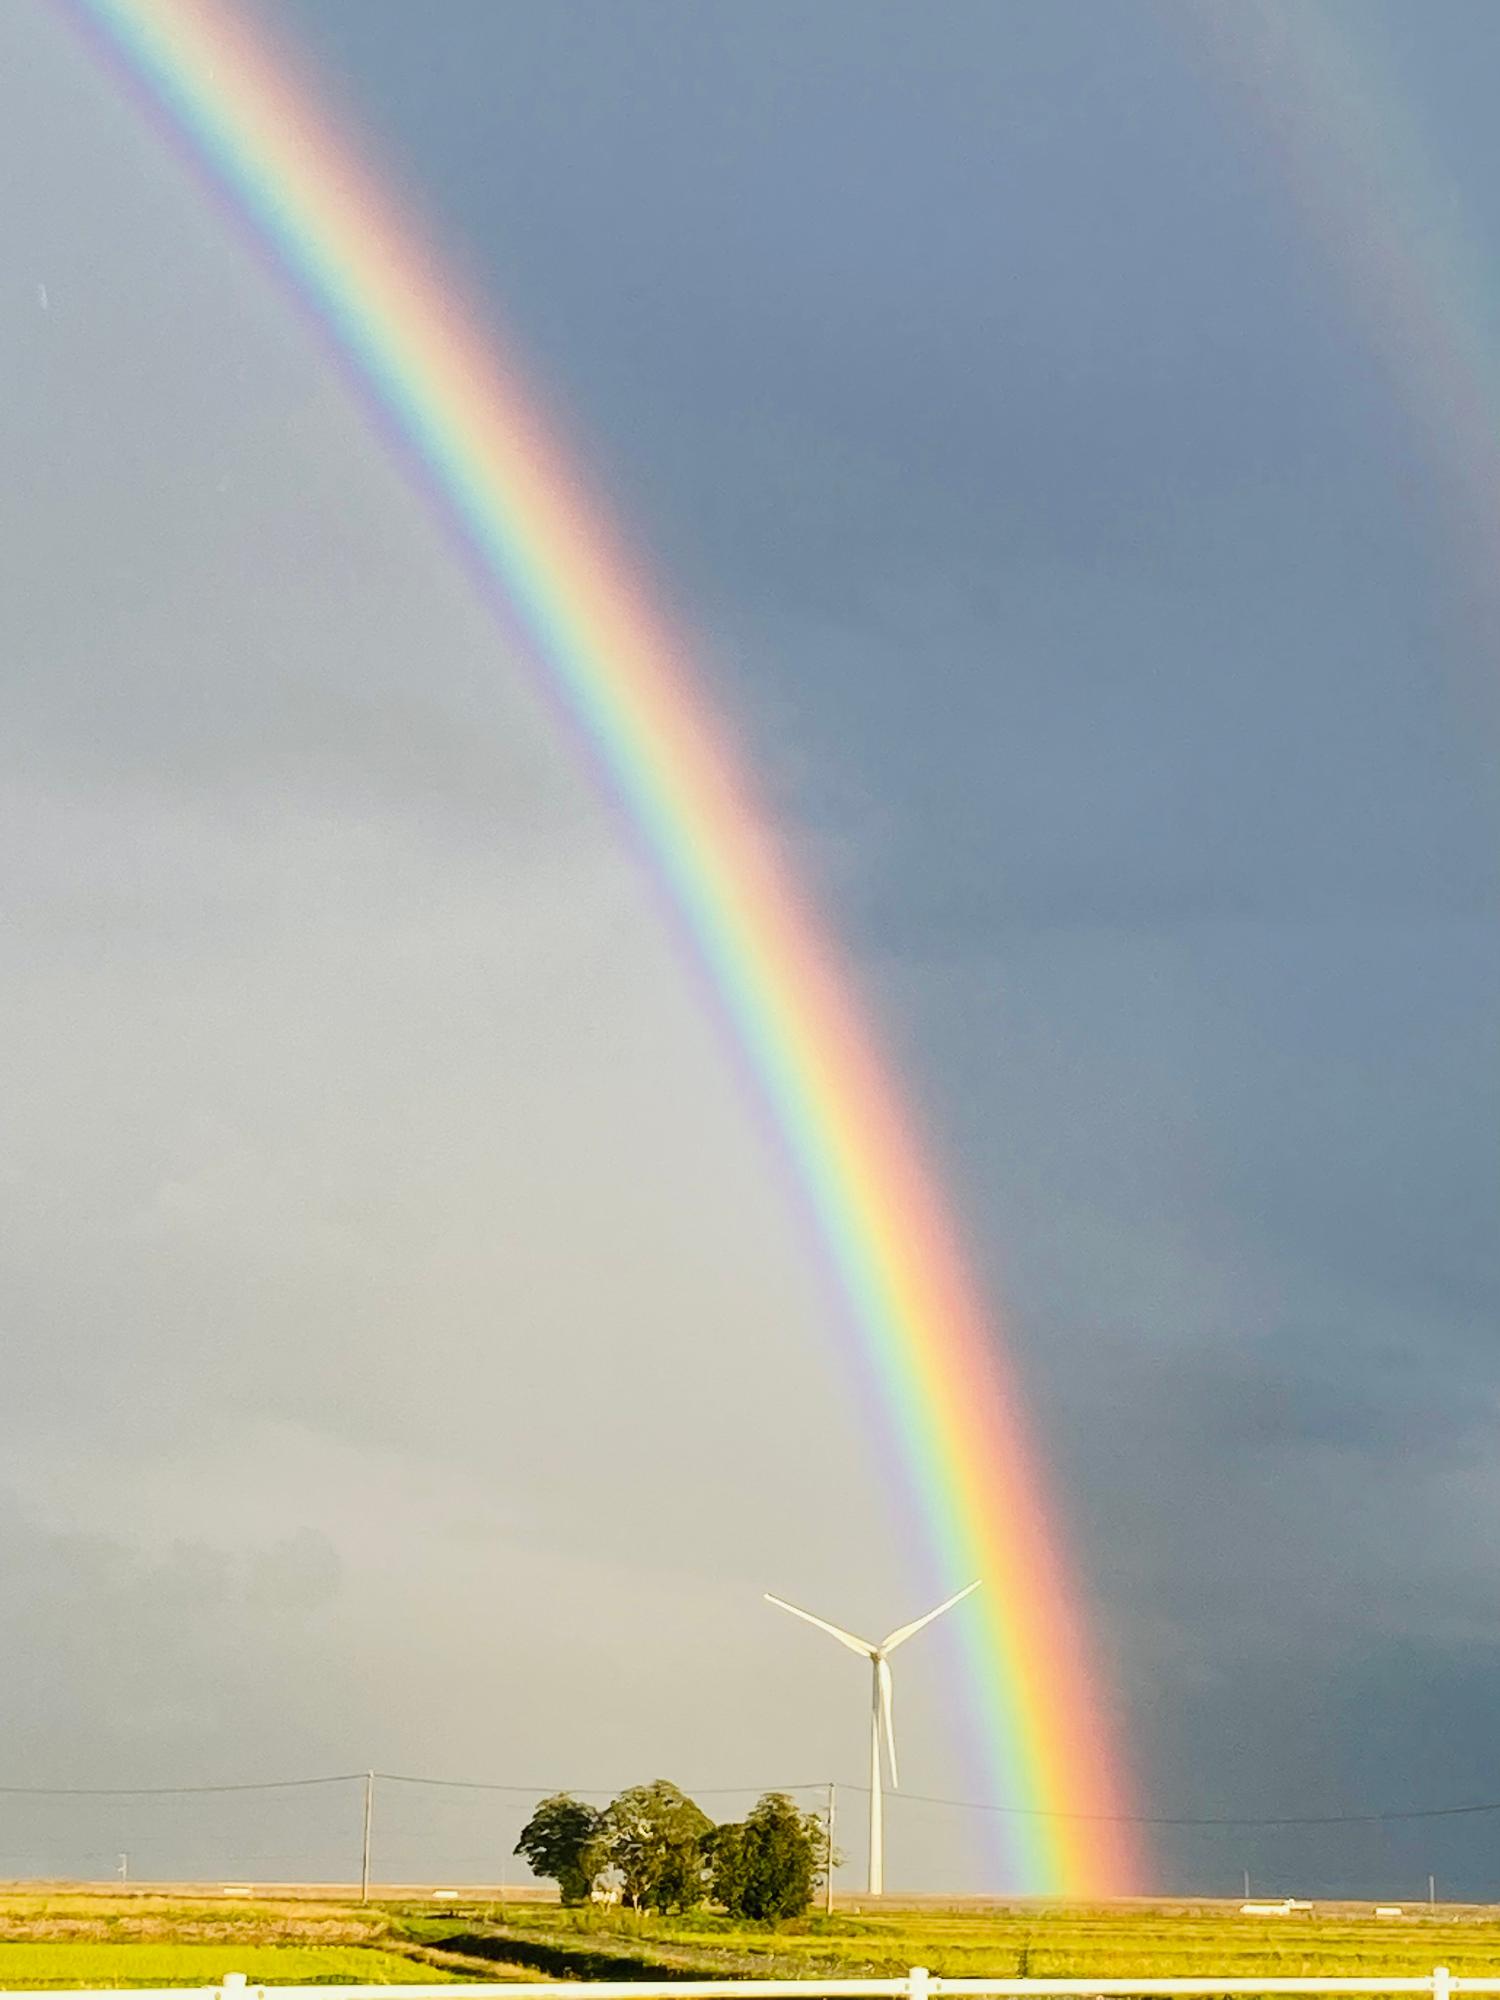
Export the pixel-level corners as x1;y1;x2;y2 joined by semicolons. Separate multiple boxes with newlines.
765;1580;980;1896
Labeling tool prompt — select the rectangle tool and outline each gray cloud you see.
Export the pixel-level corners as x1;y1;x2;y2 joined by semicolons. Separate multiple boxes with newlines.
4;0;1500;1899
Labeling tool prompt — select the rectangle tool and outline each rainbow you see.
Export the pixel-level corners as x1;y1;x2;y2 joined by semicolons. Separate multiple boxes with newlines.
1180;5;1500;663
64;0;1140;1892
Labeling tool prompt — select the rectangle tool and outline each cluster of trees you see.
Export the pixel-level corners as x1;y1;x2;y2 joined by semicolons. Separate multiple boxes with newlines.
515;1780;830;1919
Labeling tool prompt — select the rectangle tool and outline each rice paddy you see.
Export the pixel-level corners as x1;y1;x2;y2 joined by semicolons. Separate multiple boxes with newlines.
5;1892;1500;1987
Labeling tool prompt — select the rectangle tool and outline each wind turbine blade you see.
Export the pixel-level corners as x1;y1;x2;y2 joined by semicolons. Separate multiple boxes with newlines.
877;1655;899;1789
880;1578;982;1653
764;1592;876;1657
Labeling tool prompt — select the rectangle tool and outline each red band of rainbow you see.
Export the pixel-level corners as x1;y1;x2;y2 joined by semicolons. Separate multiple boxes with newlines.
66;0;1141;1893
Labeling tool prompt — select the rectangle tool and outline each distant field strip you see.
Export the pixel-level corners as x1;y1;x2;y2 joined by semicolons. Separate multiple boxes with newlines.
451;1907;1500;1981
0;1945;456;1988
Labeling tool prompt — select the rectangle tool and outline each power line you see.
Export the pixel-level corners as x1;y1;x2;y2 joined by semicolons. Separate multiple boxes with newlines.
376;1773;828;1798
8;1767;1500;1829
0;1775;363;1798
864;1787;1500;1830
379;1773;1500;1829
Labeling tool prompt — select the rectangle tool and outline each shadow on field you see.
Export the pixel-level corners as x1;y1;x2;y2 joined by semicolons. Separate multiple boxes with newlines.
430;1931;706;1982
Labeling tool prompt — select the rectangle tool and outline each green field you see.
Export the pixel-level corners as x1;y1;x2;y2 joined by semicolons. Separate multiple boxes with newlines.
412;1900;1500;1982
0;1899;476;1988
6;1893;1500;1987
0;1944;453;1989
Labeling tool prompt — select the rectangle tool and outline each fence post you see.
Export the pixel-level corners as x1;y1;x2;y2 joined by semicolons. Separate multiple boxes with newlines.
909;1966;931;2000
1435;1965;1452;2000
825;1781;836;1919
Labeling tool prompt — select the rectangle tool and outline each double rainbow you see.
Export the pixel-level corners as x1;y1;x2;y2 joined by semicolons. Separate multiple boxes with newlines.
66;0;1140;1892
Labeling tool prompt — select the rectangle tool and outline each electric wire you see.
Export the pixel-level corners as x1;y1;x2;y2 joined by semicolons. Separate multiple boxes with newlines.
5;1769;1500;1829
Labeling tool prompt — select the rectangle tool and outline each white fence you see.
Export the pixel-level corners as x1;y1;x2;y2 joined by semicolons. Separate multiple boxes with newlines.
5;1973;1500;2000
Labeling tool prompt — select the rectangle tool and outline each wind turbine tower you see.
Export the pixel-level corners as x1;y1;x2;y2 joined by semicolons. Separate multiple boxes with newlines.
765;1580;980;1896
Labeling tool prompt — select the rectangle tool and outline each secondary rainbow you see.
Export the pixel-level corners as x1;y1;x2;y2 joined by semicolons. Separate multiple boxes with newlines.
1182;4;1500;671
66;0;1140;1892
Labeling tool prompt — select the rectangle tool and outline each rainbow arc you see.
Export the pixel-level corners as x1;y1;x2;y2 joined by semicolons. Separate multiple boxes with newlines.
67;0;1140;1893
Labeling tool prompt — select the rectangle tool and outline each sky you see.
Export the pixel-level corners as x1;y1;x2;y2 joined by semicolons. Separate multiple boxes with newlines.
2;0;1500;1899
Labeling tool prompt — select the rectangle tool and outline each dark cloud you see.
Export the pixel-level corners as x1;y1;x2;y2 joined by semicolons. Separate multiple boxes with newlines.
4;0;1500;1897
0;1494;343;1774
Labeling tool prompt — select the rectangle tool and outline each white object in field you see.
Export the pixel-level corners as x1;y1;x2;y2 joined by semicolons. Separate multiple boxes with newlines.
764;1579;980;1897
1241;1901;1295;1915
1376;1907;1404;1918
430;1891;462;1901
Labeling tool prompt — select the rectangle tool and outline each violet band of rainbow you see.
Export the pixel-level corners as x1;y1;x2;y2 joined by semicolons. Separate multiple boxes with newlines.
67;0;1142;1893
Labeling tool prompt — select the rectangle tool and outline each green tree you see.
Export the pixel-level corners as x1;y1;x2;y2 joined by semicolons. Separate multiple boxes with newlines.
708;1791;827;1920
701;1817;747;1912
514;1793;604;1905
600;1779;713;1912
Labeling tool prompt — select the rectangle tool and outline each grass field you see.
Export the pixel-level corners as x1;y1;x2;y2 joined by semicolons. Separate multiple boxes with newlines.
0;1944;453;1988
6;1892;1500;1987
416;1900;1500;1982
0;1898;475;1987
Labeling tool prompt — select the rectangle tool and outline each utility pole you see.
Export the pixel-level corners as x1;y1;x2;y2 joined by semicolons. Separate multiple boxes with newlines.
1430;1875;1437;1907
360;1771;374;1903
118;1854;128;1884
825;1782;836;1918
1243;1869;1251;1900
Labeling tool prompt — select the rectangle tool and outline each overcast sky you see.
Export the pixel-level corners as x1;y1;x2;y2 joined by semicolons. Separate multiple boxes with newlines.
3;0;1500;1898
